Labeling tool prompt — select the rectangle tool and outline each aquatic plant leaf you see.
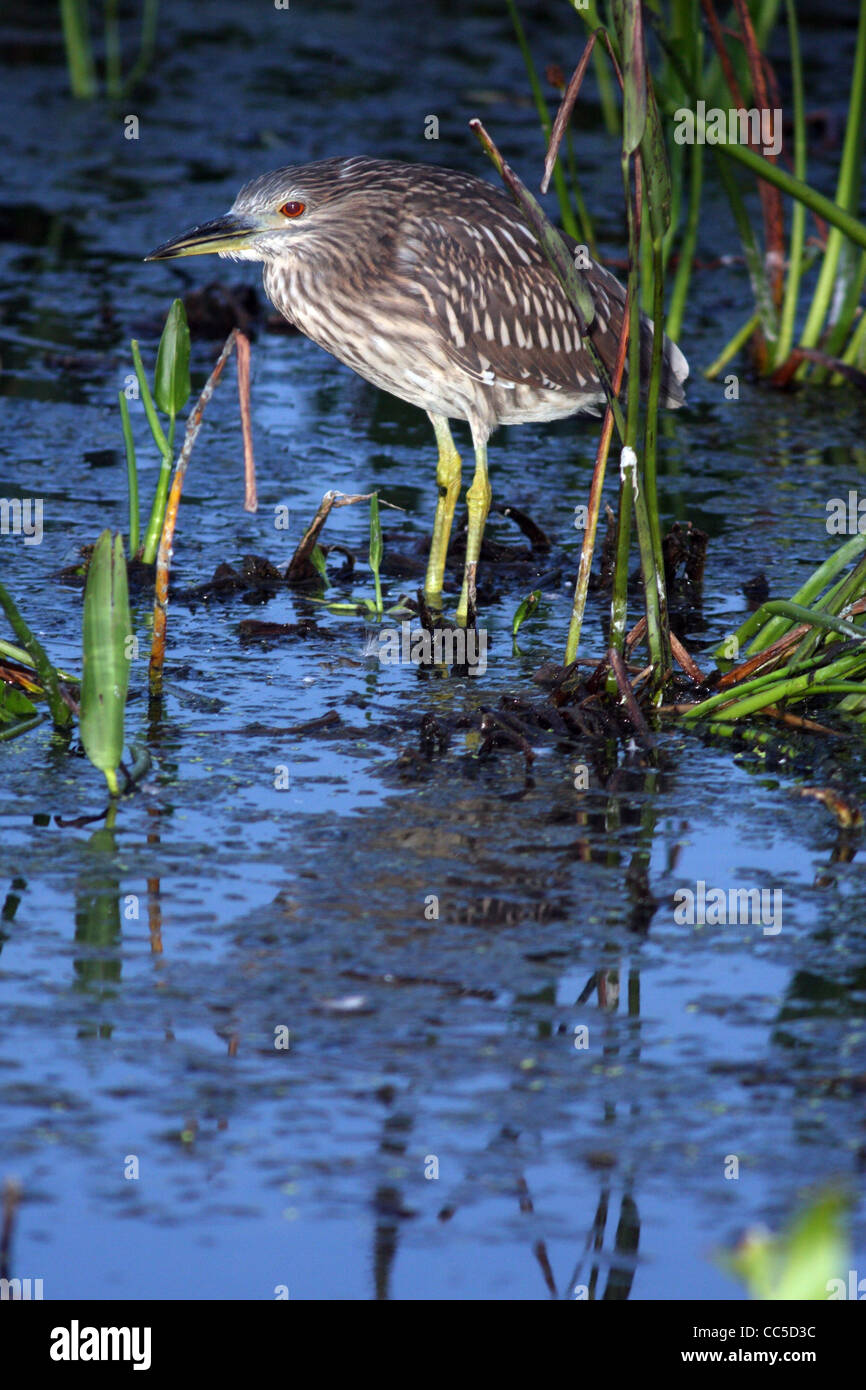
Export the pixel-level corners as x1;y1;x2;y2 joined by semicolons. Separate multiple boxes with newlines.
641;83;672;234
80;532;132;794
613;0;647;156
512;589;541;637
154;299;191;419
0;685;38;724
721;1190;849;1300
0;581;73;730
310;545;328;581
369;493;382;575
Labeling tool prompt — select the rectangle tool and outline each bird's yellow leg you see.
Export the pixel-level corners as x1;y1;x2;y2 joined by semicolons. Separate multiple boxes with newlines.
456;438;491;627
424;413;462;605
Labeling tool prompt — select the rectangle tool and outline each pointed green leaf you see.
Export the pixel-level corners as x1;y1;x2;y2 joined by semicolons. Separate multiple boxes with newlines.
641;83;672;235
369;492;382;574
80;532;132;792
310;544;329;582
369;493;384;614
613;0;647;156
512;589;541;636
154;299;191;419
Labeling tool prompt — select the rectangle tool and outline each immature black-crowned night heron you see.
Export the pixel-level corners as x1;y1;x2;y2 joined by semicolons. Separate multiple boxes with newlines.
146;156;688;622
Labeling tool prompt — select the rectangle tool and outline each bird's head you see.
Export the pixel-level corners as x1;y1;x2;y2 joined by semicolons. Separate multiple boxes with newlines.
145;156;375;266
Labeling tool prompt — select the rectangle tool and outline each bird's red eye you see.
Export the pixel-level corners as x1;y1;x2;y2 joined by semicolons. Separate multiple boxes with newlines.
279;201;305;218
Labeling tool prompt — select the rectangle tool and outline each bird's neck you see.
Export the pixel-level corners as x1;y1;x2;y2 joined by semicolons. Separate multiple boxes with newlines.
262;240;362;338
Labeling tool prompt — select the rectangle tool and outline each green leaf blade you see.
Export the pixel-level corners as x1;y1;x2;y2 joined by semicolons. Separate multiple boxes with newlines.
512;588;541;637
80;532;133;789
154;299;191;419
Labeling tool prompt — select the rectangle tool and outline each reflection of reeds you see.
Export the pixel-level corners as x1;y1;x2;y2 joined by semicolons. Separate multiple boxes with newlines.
0;1178;23;1284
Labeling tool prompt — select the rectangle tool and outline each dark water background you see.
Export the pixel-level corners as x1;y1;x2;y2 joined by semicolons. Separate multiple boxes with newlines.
1;0;865;1299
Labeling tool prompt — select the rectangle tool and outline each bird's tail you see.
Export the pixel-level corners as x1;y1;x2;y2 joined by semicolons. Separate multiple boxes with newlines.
577;250;689;409
640;315;689;408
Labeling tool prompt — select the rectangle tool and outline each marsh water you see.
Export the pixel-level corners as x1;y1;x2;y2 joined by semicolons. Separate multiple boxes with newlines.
1;0;865;1299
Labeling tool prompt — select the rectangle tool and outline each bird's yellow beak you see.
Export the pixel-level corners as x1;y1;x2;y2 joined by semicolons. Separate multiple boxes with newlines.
144;212;264;260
